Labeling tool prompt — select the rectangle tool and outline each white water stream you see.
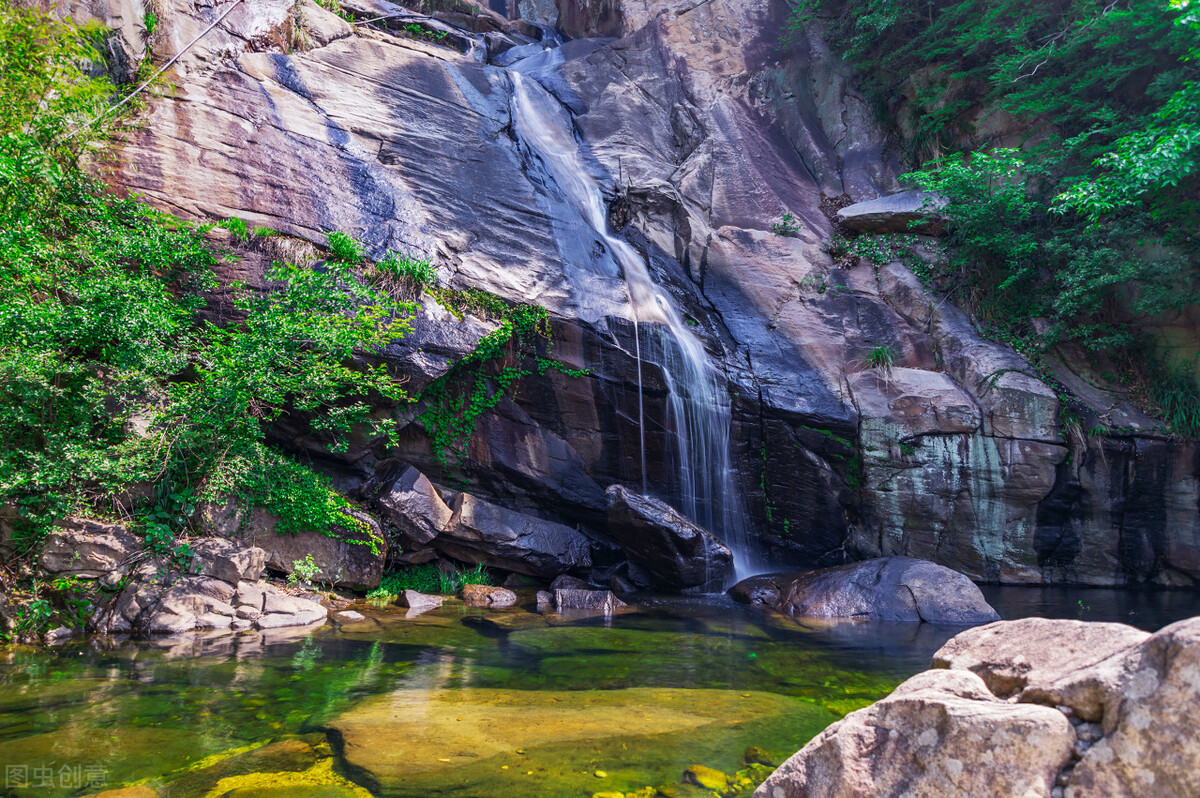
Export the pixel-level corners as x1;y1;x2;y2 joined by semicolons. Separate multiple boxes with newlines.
509;70;761;580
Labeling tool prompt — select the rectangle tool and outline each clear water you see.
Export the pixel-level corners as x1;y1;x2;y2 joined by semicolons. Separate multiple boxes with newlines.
509;72;761;580
2;590;1189;797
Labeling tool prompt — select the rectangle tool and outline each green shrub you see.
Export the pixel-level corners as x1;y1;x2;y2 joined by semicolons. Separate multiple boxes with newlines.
326;230;365;263
378;251;438;289
865;345;896;369
771;212;799;237
366;562;493;600
218;217;249;238
789;0;1200;434
0;8;419;556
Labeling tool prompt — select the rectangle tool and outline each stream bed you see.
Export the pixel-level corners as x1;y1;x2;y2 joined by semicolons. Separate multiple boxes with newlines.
1;589;1194;797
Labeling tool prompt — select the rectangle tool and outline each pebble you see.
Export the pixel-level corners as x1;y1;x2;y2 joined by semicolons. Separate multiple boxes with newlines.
594;770;608;778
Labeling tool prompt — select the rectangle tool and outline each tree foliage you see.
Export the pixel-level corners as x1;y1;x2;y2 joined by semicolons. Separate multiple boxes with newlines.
792;0;1200;433
0;6;414;554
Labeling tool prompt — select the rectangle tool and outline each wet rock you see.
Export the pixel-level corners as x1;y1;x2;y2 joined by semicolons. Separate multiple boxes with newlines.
757;669;1075;798
836;190;947;234
605;485;732;592
189;538;266;584
437;493;592;578
729;557;1000;625
461;584;518;608
397;590;444;611
550;574;596;591
157;739;317;798
40;518;141;577
536;590;554;612
554;588;625;613
743;746;776;767
337;610;367;621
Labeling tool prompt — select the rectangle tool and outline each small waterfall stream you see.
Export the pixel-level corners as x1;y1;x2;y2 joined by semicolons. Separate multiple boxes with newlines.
508;68;761;580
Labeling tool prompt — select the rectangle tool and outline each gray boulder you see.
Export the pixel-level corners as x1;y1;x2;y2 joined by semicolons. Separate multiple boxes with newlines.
605;485;732;592
366;461;453;546
554;588;625;614
759;616;1200;798
189;538;266;584
398;589;444;612
756;669;1075;798
436;493;592;578
251;514;387;591
729;557;1000;625
40;518;141;577
837;190;947;234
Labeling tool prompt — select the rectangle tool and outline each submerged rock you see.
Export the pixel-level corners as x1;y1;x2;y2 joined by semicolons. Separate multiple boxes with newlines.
605;485;732;592
326;687;802;793
759;616;1200;798
729;557;1000;625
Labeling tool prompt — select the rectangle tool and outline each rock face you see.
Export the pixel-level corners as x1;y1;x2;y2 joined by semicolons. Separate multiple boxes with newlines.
606;485;732;592
729;558;1000;625
758;617;1200;798
79;0;1200;586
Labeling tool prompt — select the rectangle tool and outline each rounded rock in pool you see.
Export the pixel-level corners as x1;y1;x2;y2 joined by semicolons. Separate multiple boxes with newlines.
728;557;1000;625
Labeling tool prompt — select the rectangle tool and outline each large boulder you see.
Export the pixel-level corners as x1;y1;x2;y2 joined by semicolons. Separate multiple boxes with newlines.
729;557;1000;625
756;669;1076;798
932;618;1150;699
251;514;387;591
759;616;1200;798
365;461;453;546
40;518;141;577
436;493;593;578
189;538;266;584
605;484;732;592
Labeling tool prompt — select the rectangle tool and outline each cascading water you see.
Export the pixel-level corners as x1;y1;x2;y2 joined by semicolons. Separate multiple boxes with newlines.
509;69;762;580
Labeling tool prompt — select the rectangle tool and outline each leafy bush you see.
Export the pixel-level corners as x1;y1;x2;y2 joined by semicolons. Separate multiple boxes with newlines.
0;8;416;555
288;553;321;587
771;212;799;237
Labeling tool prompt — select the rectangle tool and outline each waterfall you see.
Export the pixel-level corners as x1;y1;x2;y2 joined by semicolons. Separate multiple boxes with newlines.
509;70;762;580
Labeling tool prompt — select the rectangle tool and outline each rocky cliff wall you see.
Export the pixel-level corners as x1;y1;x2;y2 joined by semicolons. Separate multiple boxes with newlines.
76;0;1199;587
